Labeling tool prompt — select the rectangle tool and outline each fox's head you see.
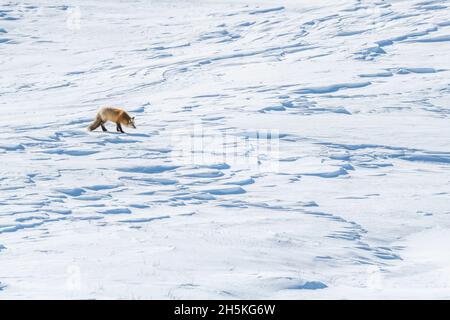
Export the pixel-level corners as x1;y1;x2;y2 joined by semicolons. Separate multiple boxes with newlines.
127;116;136;129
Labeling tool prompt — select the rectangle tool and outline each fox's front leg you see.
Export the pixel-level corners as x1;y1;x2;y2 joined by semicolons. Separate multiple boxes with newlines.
116;123;124;133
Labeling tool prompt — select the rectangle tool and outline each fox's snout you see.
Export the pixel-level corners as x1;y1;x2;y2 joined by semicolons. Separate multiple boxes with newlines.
128;116;136;129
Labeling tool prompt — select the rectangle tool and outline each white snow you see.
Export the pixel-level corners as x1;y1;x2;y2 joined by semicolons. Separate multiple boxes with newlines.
0;0;450;299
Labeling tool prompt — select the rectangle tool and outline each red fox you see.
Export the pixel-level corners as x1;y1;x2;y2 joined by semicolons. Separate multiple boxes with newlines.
88;107;136;133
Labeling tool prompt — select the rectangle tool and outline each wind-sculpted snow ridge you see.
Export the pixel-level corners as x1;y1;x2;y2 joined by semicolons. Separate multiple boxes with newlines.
0;0;450;299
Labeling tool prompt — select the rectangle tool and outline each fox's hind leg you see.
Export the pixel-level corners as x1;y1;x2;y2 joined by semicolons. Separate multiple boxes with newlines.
116;123;124;133
101;123;108;132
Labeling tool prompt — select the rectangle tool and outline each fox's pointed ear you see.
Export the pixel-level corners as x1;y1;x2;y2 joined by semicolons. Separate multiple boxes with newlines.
132;117;135;120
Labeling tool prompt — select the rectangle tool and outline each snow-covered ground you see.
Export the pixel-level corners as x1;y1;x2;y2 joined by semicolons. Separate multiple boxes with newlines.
1;0;450;299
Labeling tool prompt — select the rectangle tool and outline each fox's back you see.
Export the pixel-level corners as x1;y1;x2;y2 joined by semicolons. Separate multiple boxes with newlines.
99;107;128;122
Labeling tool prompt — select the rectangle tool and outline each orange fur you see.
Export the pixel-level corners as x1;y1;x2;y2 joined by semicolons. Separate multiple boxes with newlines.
88;107;136;132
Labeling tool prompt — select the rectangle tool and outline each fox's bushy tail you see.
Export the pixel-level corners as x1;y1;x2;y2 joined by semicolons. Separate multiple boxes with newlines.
88;115;102;131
